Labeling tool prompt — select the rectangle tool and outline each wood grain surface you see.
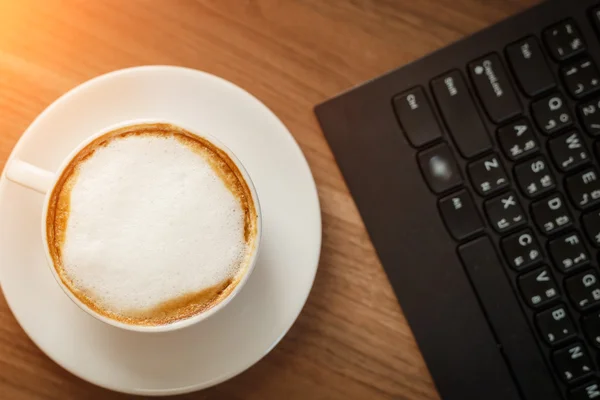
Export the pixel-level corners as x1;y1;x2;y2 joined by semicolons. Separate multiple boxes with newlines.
0;0;539;399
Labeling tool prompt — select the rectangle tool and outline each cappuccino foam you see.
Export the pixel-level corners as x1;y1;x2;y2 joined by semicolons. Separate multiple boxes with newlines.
46;124;258;325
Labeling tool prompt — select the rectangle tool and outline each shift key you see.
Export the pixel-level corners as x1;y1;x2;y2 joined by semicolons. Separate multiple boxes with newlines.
432;70;492;158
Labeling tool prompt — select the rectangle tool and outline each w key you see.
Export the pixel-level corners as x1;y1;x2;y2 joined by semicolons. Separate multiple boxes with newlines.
469;54;522;123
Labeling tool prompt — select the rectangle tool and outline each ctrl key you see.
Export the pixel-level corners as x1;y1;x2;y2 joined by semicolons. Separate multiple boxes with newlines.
418;143;462;194
438;190;483;240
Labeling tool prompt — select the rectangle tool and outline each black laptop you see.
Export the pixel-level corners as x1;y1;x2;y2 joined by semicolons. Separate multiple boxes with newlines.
316;0;600;399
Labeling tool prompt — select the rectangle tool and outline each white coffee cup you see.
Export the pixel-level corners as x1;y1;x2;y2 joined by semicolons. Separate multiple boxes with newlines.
4;119;262;333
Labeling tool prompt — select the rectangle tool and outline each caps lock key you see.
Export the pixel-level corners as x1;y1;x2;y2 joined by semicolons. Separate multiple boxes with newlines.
469;53;522;123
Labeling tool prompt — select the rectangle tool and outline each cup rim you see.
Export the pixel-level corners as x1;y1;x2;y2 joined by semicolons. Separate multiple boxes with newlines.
40;119;263;333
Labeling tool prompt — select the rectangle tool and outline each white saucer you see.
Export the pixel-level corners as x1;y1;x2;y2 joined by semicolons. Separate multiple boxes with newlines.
0;66;321;396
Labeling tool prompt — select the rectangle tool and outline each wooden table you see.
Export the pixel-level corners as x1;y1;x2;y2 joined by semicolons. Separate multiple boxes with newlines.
0;0;540;399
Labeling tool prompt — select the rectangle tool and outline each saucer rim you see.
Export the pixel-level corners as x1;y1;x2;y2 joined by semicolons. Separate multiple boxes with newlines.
0;65;322;396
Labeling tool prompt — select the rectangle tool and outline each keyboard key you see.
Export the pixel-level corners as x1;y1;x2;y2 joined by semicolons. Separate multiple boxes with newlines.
468;53;521;123
458;236;562;400
548;232;590;272
506;36;555;97
570;380;600;400
519;266;560;308
431;70;492;158
566;168;600;210
590;6;600;42
497;118;539;161
417;143;462;194
582;210;600;247
548;130;590;172
536;305;577;345
532;93;573;135
393;87;443;147
544;20;585;61
566;270;600;310
562;58;600;99
579;97;600;136
582;311;600;348
438;190;483;240
514;155;555;198
467;154;509;196
502;229;542;271
553;343;594;383
484;191;526;233
531;193;573;235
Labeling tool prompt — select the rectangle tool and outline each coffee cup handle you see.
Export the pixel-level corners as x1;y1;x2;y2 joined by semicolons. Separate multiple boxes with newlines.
5;159;55;194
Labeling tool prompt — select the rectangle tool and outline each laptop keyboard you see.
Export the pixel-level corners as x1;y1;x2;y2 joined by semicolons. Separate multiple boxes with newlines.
397;11;600;399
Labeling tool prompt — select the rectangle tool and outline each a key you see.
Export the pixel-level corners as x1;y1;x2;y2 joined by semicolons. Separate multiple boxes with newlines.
553;343;594;383
431;70;492;158
484;191;526;233
518;266;560;308
417;143;462;194
562;58;600;99
506;36;555;97
566;270;600;311
438;190;483;240
501;229;542;271
393;87;443;147
582;210;600;247
570;380;600;400
468;53;522;123
578;97;600;136
536;305;577;345
548;232;590;272
531;193;572;235
467;154;509;196
543;20;585;61
459;237;563;399
582;311;600;348
532;93;573;135
514;155;555;198
497;118;540;161
566;168;600;210
548;130;590;172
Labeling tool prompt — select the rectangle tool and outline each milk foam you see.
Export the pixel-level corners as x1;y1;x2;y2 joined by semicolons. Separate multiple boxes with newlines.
59;134;249;317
